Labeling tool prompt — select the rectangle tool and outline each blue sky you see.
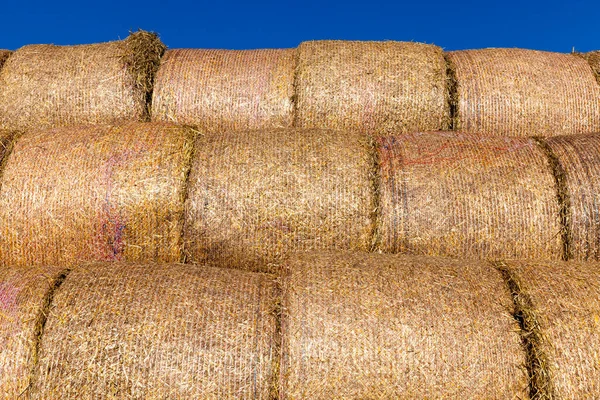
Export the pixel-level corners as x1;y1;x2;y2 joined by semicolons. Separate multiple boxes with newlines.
1;0;598;52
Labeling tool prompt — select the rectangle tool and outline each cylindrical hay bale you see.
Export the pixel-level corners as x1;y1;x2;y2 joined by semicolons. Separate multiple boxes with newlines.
295;40;450;136
184;128;375;273
152;48;295;132
0;50;10;69
31;263;279;399
0;31;165;131
280;251;528;398
447;48;600;136
0;266;67;398
0;122;195;267
545;134;600;260
583;51;600;85
502;260;600;398
377;132;563;259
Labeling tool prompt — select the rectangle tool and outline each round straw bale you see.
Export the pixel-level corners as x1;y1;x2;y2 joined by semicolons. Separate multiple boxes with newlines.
0;50;10;69
295;40;450;136
280;251;528;398
152;48;295;132
446;48;600;137
501;260;600;398
0;31;165;131
31;262;279;399
0;266;67;398
545;134;600;260
0;122;195;268
377;131;562;259
582;51;600;85
183;128;375;273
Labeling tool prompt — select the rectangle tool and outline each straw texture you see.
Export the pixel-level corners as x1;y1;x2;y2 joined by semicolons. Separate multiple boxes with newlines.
583;51;600;85
546;134;600;260
295;40;450;136
184;128;375;273
280;251;528;399
502;260;600;399
31;263;279;399
0;266;67;398
0;50;10;69
152;48;295;132
0;129;16;172
0;122;195;267
377;131;562;259
0;31;165;131
447;48;600;136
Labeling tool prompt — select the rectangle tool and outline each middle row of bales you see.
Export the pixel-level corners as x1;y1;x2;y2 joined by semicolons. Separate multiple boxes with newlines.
2;123;600;271
1;35;599;136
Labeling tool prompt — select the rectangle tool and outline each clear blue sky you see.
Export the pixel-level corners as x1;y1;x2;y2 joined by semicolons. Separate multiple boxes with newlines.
1;0;598;52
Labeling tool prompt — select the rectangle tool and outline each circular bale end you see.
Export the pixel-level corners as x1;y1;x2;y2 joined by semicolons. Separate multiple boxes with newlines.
152;48;295;132
31;263;279;399
446;48;600;137
295;40;450;136
280;251;528;398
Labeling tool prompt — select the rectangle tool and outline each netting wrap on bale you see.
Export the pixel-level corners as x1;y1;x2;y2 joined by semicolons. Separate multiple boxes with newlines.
377;132;563;260
183;128;375;273
152;48;295;132
0;50;10;69
446;48;600;136
295;40;450;136
0;122;195;267
0;31;165;131
501;260;600;399
280;251;528;398
31;263;279;399
0;266;67;398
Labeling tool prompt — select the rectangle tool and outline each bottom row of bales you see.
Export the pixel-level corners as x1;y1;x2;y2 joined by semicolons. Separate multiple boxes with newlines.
1;251;599;399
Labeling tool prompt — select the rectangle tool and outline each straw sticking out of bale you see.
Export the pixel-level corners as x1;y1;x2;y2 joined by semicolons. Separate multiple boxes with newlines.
280;251;528;398
501;260;600;398
183;128;375;273
295;40;450;136
447;49;600;136
0;122;195;267
0;31;165;131
582;51;600;85
31;263;279;399
0;130;17;177
152;49;295;132
0;266;68;398
377;131;563;259
0;51;10;69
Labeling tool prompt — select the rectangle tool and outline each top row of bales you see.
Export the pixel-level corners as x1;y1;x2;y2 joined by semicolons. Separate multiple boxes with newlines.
0;33;599;137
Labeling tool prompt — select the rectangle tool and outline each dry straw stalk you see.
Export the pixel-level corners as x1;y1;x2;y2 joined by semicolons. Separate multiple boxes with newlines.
0;122;195;268
0;31;165;131
152;48;295;132
280;251;528;398
31;263;279;399
0;129;17;174
183;128;375;274
377;131;563;259
446;48;600;137
295;40;450;136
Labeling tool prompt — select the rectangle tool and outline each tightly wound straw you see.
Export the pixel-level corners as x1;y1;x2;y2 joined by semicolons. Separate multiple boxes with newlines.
0;50;10;69
582;51;600;85
183;128;375;274
502;260;600;399
377;131;562;259
546;134;600;260
280;251;528;399
0;31;165;131
295;40;450;136
152;48;295;132
0;266;67;398
447;49;600;137
0;122;195;267
31;263;279;399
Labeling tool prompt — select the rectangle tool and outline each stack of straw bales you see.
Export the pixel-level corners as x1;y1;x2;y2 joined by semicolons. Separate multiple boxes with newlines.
0;122;195;268
183;128;375;273
152;49;295;132
0;266;67;398
447;48;600;136
295;40;450;136
31;263;279;399
377;131;563;260
0;50;10;69
280;251;528;398
0;31;165;131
